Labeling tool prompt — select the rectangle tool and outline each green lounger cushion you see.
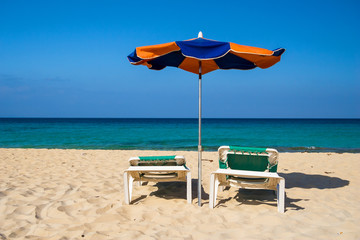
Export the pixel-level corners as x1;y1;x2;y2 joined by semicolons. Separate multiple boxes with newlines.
130;155;186;167
139;156;177;161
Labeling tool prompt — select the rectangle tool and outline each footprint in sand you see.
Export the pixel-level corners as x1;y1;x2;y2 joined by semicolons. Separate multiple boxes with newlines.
57;201;84;218
35;203;49;220
0;192;7;198
13;205;35;215
8;226;31;238
95;203;114;215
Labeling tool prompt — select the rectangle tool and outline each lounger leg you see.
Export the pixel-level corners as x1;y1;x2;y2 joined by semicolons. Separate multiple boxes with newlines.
209;173;219;208
123;171;130;204
214;176;220;207
186;171;192;204
277;179;285;213
209;173;214;208
129;175;134;202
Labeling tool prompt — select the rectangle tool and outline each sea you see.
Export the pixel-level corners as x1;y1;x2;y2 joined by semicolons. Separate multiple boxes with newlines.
0;118;359;153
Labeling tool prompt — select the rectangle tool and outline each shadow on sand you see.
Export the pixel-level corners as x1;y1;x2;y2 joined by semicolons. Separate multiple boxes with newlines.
279;172;349;189
148;178;208;205
132;172;349;211
220;189;305;211
216;172;349;211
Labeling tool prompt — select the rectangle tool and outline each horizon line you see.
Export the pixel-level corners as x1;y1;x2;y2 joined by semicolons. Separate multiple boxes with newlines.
0;117;359;120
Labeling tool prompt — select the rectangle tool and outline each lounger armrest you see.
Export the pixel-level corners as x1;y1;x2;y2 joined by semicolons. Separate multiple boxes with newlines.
218;146;230;163
212;169;283;179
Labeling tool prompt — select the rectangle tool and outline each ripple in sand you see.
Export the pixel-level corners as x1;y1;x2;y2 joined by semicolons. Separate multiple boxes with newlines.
8;226;30;238
13;205;35;215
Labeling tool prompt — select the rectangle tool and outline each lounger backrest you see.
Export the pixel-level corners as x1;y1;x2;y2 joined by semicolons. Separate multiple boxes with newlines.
218;146;278;173
129;155;186;166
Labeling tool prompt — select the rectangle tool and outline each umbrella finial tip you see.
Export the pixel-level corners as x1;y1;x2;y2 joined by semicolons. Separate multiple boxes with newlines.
198;31;203;38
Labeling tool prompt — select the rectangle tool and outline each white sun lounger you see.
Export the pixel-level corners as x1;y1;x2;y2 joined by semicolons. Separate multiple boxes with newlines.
123;155;191;204
209;146;285;213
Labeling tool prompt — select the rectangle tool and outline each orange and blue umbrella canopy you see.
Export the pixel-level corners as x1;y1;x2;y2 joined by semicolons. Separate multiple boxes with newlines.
128;37;285;74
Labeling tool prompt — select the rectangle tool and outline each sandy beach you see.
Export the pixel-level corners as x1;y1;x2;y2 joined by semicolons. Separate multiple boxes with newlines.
0;148;359;239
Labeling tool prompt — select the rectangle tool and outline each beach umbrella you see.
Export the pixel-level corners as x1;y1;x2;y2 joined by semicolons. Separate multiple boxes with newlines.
127;32;285;206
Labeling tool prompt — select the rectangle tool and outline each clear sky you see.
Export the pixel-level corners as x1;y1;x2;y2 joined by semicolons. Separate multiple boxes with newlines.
0;0;359;118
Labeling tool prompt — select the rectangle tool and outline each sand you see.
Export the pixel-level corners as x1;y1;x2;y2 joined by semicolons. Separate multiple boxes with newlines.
0;148;359;240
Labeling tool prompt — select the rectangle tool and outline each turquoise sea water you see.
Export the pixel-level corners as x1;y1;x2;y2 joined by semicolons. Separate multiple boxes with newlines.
0;118;359;152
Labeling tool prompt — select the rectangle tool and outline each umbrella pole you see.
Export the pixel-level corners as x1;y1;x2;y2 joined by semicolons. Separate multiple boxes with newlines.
198;60;202;206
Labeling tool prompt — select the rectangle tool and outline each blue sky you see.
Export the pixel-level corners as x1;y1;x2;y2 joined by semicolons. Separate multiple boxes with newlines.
0;0;359;118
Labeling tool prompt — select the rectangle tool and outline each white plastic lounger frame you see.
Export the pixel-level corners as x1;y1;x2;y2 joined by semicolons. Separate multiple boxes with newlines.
123;155;192;204
209;146;285;213
209;169;285;212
